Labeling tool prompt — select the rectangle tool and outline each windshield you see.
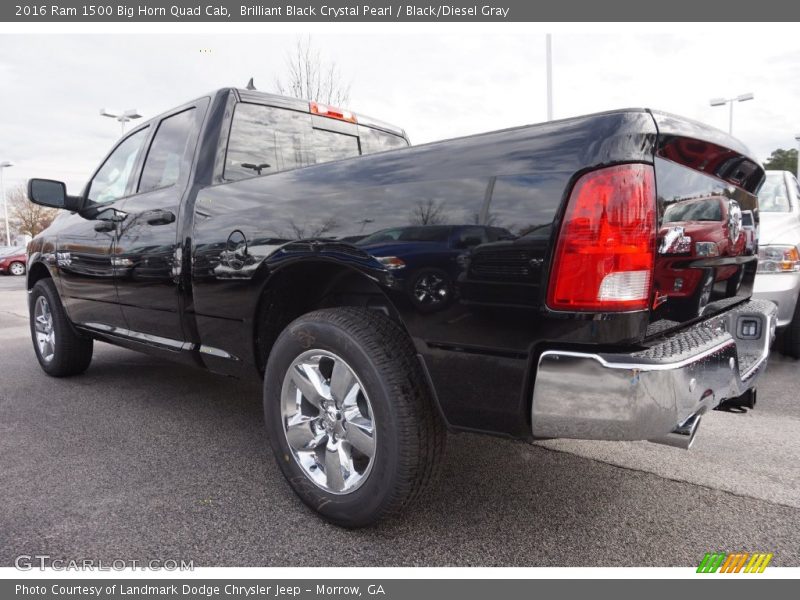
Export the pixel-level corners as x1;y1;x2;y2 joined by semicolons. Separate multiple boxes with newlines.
358;226;452;245
663;198;722;223
0;247;24;256
759;172;792;212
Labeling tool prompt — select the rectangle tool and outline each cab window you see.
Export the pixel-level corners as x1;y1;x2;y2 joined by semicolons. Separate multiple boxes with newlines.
138;108;197;193
454;226;489;248
87;127;149;204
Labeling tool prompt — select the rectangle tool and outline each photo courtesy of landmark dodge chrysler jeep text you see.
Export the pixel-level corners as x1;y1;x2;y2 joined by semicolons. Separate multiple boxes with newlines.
25;88;776;526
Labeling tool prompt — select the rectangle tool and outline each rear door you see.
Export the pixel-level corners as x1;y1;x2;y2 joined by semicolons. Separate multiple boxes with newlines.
114;101;206;344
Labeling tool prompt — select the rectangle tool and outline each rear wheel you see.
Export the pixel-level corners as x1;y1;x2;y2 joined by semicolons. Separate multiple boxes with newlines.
781;296;800;359
9;261;26;276
29;278;93;376
263;307;446;527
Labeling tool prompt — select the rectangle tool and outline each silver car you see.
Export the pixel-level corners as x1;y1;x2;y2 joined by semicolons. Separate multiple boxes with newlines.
753;170;800;357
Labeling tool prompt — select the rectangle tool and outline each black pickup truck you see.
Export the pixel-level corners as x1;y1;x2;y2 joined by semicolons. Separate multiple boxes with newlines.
26;88;776;527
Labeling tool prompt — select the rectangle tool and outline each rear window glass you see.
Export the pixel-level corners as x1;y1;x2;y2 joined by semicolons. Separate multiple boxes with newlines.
358;126;409;155
225;103;372;180
225;103;313;180
312;128;360;163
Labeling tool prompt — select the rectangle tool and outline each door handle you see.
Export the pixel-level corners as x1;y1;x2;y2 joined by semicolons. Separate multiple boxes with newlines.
145;210;176;226
94;221;115;232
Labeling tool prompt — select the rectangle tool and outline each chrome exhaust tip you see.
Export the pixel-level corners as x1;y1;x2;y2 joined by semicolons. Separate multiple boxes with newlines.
649;413;701;450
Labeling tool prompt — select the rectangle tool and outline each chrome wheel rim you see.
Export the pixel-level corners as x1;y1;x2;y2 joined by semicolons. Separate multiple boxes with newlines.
10;262;24;276
33;296;56;363
413;274;448;305
280;349;376;495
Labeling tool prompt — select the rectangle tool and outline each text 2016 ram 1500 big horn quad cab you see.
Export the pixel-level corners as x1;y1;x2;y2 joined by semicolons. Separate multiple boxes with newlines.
26;88;777;527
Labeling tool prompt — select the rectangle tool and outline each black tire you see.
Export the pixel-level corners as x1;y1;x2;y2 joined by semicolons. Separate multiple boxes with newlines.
693;269;715;317
263;307;446;527
408;268;452;313
781;297;800;359
29;278;93;377
9;261;26;276
725;266;745;297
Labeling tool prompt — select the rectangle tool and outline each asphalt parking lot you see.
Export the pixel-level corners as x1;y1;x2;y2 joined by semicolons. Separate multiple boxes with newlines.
1;273;799;567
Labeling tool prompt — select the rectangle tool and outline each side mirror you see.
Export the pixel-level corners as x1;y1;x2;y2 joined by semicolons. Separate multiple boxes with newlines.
28;179;82;211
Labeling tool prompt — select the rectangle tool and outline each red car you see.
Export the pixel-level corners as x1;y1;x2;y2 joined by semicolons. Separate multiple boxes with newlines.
655;196;747;318
0;247;27;276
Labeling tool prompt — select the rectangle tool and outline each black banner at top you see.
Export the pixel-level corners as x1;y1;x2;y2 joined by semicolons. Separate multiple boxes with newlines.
2;0;799;22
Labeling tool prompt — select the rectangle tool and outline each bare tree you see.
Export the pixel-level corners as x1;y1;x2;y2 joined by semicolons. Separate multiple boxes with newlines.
409;199;447;226
8;185;58;238
275;36;351;106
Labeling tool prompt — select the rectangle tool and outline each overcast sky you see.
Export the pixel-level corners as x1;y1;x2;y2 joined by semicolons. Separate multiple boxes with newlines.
1;31;799;194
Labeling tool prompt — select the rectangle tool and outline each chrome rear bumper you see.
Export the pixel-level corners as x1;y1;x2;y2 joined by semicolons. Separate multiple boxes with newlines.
530;299;777;447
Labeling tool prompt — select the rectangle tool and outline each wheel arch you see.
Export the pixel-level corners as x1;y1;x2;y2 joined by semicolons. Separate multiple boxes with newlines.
26;261;52;290
251;258;414;374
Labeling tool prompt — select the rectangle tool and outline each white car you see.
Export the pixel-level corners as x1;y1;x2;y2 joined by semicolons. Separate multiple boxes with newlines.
753;170;800;357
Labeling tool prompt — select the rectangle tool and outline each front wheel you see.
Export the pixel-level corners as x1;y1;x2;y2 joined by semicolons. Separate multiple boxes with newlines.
9;261;26;276
29;278;93;376
263;307;446;527
725;266;745;297
694;269;715;316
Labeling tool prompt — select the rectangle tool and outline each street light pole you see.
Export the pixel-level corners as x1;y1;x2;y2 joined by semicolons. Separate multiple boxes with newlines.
99;108;142;134
0;161;14;246
729;102;734;137
709;93;754;135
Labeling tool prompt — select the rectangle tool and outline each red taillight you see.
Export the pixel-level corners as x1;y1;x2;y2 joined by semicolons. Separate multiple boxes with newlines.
309;101;357;123
547;163;656;312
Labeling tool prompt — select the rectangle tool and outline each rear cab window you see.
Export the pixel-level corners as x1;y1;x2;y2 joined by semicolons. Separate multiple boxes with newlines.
224;100;408;182
358;125;409;154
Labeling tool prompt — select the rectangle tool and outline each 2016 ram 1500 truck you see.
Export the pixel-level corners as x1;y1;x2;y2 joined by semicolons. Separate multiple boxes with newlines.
26;88;776;527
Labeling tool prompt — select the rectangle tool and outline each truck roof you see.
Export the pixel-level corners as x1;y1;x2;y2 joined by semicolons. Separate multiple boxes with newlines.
128;87;407;141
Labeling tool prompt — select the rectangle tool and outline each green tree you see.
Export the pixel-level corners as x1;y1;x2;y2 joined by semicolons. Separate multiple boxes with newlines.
764;148;798;172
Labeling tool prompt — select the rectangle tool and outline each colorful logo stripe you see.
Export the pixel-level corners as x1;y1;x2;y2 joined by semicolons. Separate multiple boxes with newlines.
697;552;773;573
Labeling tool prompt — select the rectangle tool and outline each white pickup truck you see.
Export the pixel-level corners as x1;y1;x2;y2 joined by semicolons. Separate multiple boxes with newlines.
754;170;800;357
